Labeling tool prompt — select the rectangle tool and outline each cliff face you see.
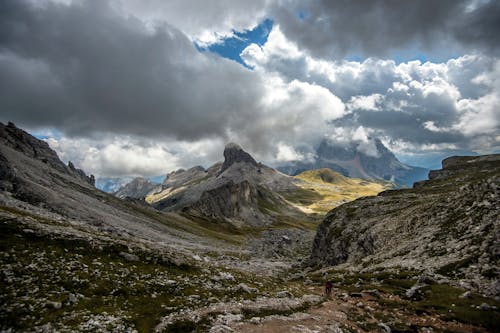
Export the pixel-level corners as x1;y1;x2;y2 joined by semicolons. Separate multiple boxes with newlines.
0;122;95;187
113;177;160;199
310;154;500;296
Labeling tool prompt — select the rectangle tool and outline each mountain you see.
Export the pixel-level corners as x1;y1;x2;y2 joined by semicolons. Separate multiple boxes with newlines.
310;154;500;296
149;143;307;227
0;121;227;248
2;122;497;332
95;177;134;193
278;138;428;187
113;177;161;199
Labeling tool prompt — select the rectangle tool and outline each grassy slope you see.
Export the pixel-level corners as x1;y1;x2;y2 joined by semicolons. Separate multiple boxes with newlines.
287;168;392;214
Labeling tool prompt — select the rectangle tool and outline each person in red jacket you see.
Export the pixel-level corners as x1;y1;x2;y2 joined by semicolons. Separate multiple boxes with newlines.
325;280;332;298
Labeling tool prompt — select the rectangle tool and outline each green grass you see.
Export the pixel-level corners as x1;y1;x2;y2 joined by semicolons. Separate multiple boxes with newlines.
319;268;500;331
409;284;500;330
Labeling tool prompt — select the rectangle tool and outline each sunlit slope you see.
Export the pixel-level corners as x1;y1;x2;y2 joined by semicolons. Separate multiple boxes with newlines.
287;168;393;214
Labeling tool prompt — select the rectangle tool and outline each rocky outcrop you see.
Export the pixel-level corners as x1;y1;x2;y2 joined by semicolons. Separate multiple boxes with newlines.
187;180;272;226
114;177;160;199
279;138;428;187
163;166;207;188
152;143;301;227
219;143;258;174
310;154;500;296
0;122;95;186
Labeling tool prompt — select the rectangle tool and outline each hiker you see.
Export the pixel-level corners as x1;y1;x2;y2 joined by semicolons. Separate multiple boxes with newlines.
325;280;332;297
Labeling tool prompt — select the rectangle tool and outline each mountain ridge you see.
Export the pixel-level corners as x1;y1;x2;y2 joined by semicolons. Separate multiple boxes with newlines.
278;138;428;186
310;153;500;296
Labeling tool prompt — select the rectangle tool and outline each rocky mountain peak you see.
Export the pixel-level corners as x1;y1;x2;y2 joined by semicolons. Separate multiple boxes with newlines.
114;177;159;199
279;138;428;186
0;122;95;186
220;143;258;174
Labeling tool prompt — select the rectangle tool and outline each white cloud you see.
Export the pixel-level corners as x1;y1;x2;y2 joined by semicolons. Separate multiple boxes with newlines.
347;94;383;111
276;142;303;162
44;135;229;177
112;0;273;45
241;25;500;158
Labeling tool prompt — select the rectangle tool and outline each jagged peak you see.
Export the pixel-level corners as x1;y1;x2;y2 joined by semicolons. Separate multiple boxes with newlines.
0;121;95;186
225;142;242;150
220;143;258;174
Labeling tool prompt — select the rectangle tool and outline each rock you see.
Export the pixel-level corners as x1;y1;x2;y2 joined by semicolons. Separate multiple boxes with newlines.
46;301;62;309
67;293;78;305
119;252;139;262
417;275;436;285
209;325;234;333
405;284;426;299
349;292;363;298
276;290;293;298
249;317;262;325
361;289;381;298
219;143;258;174
460;291;472;299
215;272;235;281
236;283;258;294
480;303;490;311
378;323;391;333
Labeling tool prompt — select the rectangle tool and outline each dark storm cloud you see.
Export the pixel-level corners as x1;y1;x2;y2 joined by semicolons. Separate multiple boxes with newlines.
272;0;500;59
0;0;263;139
352;111;465;144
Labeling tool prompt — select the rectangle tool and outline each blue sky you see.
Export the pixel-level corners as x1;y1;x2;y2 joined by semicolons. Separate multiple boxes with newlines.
197;19;273;68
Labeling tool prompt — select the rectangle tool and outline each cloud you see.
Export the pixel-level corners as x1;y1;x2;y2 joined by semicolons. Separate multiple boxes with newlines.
271;0;500;60
112;0;272;45
241;26;500;156
0;0;263;141
45;134;226;177
1;0;499;176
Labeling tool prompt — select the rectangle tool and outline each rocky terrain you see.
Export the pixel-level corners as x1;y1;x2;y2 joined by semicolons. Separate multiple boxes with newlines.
1;121;499;332
278;138;428;187
148;143;314;227
145;143;389;228
311;154;500;297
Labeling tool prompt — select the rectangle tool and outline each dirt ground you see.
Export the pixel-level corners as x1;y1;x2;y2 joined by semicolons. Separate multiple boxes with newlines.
228;287;488;333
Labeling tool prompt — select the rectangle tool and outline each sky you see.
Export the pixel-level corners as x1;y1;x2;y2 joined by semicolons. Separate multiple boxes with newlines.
1;0;499;177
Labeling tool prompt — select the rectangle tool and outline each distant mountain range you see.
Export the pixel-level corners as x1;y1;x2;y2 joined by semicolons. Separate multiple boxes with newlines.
144;143;389;226
278;139;428;187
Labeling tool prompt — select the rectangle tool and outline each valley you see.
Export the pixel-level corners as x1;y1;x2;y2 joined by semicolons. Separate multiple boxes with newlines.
0;122;498;333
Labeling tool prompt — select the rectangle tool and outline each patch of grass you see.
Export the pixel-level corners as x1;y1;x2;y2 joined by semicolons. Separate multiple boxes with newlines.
436;255;479;277
409;284;500;330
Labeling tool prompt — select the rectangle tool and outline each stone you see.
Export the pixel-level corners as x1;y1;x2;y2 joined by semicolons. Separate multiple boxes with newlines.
480;303;490;311
219;143;258;174
276;290;293;298
119;252;139;262
460;291;472;299
236;283;258;294
46;301;62;309
68;293;78;305
405;284;426;299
